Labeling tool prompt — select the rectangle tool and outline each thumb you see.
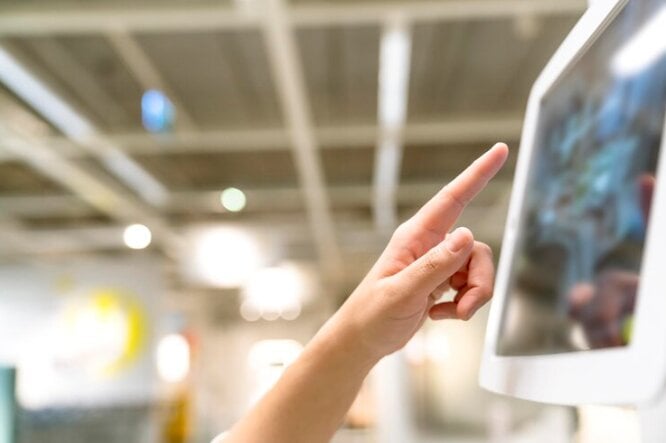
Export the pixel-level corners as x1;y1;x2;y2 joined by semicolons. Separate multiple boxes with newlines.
396;227;474;297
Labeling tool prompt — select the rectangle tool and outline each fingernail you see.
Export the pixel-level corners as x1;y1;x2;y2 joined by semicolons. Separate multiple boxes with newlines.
491;142;508;153
446;227;472;253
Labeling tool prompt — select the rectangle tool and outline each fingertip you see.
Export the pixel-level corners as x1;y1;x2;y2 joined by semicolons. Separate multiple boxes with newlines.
429;303;458;320
472;143;509;183
491;141;509;153
456;226;474;241
457;305;475;321
445;227;474;253
492;142;509;152
490;142;509;165
456;290;490;321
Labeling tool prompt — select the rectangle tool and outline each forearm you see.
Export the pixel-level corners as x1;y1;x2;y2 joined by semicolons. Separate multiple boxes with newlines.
225;311;378;443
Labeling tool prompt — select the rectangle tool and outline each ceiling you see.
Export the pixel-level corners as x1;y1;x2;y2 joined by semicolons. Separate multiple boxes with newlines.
0;0;584;291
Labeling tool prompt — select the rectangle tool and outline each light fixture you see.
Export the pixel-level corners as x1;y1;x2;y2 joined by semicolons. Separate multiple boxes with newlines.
374;17;412;230
612;7;666;77
141;89;175;133
240;301;261;322
221;187;247;212
156;334;190;383
123;224;152;250
186;227;263;288
241;265;306;321
378;20;411;130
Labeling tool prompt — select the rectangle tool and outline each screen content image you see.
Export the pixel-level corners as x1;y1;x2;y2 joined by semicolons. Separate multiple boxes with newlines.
498;0;666;356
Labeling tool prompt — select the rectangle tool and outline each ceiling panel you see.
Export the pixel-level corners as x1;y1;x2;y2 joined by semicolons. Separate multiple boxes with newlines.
18;213;113;229
401;141;518;183
298;25;380;126
321;146;374;186
408;16;578;120
134;151;299;190
0;162;70;194
136;30;282;130
5;35;145;132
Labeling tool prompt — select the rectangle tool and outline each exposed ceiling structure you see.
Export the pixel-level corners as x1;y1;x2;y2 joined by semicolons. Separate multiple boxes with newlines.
0;0;584;290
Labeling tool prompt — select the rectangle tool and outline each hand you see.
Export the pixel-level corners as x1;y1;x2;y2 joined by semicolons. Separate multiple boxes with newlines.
223;144;509;443
334;143;509;360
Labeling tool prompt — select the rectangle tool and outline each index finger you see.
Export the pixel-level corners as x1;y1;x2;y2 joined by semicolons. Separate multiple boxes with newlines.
411;143;509;237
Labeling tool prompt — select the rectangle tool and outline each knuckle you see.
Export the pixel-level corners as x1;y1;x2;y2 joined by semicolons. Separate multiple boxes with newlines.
391;221;411;242
423;247;442;273
443;188;465;211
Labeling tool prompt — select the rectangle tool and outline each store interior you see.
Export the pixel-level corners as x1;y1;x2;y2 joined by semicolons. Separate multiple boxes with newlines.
0;0;653;442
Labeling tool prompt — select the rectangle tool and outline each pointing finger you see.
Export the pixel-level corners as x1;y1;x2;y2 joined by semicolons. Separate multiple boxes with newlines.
409;143;509;239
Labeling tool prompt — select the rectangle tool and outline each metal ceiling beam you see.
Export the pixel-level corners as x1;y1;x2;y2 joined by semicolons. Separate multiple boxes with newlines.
0;201;506;260
0;225;125;257
0;93;184;257
373;15;412;232
261;0;343;276
3;116;524;160
106;30;197;130
0;45;170;207
0;1;586;36
0;179;512;219
26;39;130;128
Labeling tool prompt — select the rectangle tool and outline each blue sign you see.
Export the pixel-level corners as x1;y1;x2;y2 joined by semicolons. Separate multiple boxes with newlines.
141;89;175;133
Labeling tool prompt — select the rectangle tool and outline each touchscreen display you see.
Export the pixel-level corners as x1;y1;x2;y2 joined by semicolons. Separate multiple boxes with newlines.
498;0;666;356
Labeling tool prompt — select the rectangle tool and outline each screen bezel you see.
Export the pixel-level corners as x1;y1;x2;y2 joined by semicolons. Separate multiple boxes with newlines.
480;0;666;406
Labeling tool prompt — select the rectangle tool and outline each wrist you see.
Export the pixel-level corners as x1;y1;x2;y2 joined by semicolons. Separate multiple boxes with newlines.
306;308;381;376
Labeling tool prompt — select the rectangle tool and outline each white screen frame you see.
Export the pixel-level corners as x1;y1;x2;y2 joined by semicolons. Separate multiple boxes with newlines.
480;0;666;406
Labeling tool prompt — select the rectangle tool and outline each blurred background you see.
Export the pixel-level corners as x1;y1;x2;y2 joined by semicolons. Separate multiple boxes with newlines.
0;0;601;441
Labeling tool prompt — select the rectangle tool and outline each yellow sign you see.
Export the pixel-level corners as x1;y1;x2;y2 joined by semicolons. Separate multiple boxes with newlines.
60;288;147;378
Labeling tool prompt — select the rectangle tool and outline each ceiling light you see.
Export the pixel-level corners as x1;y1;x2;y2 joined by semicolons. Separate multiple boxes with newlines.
123;224;152;250
612;6;666;77
379;21;411;129
240;301;261;322
141;89;175;133
221;187;247;212
375;18;412;231
156;334;190;383
241;265;306;321
186;227;263;288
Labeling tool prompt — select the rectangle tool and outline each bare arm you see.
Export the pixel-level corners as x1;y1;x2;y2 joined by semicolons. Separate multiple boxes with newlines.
220;143;509;443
